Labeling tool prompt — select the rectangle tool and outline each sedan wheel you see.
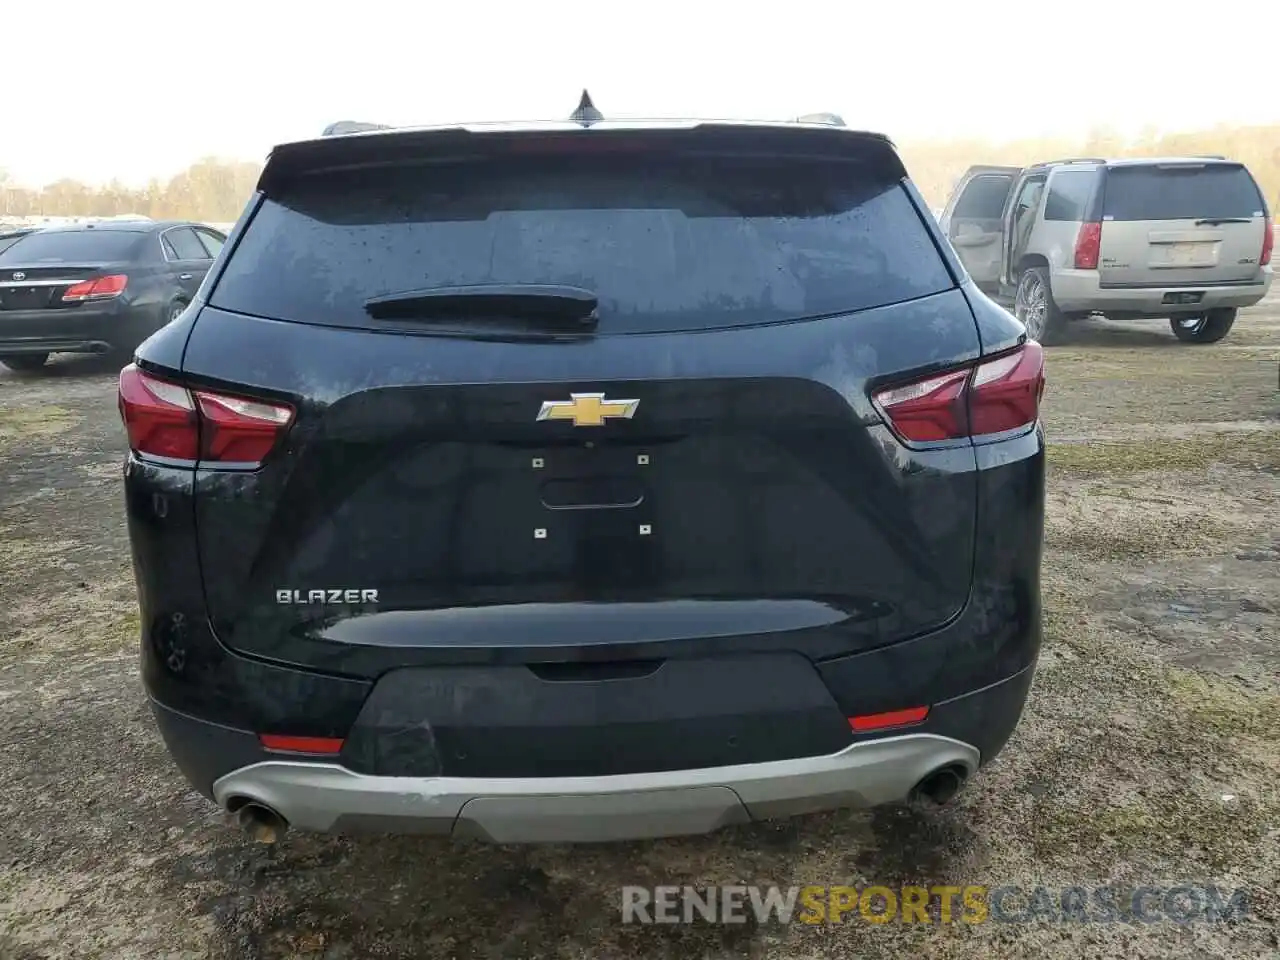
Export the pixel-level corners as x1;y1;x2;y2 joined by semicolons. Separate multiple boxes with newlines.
0;353;50;372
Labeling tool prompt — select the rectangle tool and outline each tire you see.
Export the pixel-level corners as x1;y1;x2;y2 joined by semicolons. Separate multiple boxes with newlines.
1014;267;1067;345
168;300;188;323
1170;308;1236;344
0;353;50;372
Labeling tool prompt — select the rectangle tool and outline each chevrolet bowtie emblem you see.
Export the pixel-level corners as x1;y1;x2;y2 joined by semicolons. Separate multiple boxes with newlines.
537;392;639;427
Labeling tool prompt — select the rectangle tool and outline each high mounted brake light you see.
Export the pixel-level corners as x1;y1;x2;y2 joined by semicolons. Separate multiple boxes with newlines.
118;364;294;466
873;342;1046;445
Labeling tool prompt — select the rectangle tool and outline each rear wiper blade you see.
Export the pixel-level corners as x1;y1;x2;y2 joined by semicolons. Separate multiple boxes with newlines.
364;283;599;327
1194;217;1252;225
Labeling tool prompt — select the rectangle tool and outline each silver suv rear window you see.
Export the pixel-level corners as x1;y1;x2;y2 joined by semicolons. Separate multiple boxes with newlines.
1102;164;1264;222
211;155;954;334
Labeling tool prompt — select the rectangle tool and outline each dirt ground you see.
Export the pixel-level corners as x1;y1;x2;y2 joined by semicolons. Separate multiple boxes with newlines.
1;299;1277;960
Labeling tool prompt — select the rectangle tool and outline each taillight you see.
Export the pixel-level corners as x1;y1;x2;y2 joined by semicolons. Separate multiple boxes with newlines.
1261;217;1273;267
118;364;294;466
968;342;1046;437
870;369;969;443
63;274;128;302
1073;222;1102;270
873;342;1046;445
196;392;295;463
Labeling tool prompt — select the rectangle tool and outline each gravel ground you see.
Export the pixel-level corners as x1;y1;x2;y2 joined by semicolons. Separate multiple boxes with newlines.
1;300;1278;960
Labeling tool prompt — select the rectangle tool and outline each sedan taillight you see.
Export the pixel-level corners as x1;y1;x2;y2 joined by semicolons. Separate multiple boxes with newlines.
62;274;128;302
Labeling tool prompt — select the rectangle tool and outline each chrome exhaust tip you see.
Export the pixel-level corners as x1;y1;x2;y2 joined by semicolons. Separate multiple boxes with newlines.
234;801;288;844
909;765;967;806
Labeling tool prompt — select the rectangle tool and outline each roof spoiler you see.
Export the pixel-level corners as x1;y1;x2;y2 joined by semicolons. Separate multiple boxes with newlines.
260;122;903;195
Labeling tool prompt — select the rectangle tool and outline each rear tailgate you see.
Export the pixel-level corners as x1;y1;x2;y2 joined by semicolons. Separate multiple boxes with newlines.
1098;161;1268;287
186;126;984;674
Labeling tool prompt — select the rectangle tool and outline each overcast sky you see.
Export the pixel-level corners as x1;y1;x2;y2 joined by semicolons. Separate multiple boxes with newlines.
5;0;1277;186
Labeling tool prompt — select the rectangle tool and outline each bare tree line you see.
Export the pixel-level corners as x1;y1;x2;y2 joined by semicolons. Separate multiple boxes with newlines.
0;158;261;222
2;123;1278;223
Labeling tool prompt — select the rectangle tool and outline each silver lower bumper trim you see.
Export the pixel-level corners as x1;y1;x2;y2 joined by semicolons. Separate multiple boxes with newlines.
212;733;980;844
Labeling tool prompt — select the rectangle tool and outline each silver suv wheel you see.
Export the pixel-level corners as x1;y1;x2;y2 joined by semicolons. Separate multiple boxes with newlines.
1015;271;1047;341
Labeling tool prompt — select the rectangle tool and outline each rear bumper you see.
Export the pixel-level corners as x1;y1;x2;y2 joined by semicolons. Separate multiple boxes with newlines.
1049;266;1273;316
0;303;154;355
213;734;979;843
150;663;1034;842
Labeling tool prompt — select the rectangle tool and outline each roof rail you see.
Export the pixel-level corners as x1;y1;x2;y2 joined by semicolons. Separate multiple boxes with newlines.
1030;157;1107;168
794;112;846;127
322;120;394;136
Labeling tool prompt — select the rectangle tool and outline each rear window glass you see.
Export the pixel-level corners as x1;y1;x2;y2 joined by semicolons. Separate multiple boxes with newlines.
1044;170;1098;221
0;229;143;263
0;233;30;256
952;175;1014;219
211;156;954;333
1102;164;1264;221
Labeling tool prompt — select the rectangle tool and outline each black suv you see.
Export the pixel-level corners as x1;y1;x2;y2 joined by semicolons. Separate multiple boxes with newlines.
120;100;1046;844
0;219;225;371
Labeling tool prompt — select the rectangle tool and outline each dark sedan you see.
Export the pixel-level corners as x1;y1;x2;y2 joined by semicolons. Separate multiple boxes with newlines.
0;219;225;372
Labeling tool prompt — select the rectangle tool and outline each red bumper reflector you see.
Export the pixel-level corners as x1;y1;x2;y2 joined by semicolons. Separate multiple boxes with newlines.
848;706;929;733
258;734;345;755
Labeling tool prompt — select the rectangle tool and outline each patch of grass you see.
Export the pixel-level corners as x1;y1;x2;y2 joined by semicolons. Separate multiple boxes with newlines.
1042;589;1279;741
1045;514;1231;562
0;536;80;573
1034;792;1276;873
1047;345;1279;373
1039;588;1120;662
58;609;141;656
1049;432;1280;477
1;605;139;656
1163;667;1280;739
103;610;141;651
0;405;79;443
1031;599;1280;873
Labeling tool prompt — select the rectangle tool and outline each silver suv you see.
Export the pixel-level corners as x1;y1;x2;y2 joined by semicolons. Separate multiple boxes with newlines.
939;157;1274;344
